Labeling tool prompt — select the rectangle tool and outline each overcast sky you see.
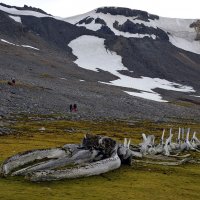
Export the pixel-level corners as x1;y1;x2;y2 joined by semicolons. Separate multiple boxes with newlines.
1;0;200;19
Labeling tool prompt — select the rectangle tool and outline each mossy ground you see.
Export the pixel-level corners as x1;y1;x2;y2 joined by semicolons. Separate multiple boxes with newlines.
0;117;200;200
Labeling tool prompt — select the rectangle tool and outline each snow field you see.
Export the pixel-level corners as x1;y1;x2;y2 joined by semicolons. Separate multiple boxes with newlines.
68;35;195;102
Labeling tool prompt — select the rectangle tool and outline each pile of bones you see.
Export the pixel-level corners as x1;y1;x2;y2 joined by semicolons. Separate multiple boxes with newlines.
0;128;199;182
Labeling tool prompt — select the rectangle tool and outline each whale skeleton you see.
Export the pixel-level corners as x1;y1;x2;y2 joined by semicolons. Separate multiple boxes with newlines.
139;128;200;156
0;134;142;181
0;129;199;182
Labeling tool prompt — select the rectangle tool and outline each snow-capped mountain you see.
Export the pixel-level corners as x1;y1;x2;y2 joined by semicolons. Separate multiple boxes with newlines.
0;4;200;120
65;7;200;54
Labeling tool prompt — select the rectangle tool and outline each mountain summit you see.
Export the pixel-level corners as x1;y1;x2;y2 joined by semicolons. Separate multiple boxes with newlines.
0;4;200;120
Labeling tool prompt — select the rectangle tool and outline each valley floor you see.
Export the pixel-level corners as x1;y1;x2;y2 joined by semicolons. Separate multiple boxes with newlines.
0;117;200;200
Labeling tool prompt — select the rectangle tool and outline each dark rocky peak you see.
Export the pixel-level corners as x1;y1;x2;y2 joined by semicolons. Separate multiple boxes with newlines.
113;19;169;40
76;16;94;25
96;25;115;35
95;18;106;25
76;17;107;26
0;3;50;15
96;7;159;22
75;16;114;35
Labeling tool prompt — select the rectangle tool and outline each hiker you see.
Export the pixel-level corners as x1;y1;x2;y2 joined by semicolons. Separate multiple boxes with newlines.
73;104;77;112
70;104;73;112
12;78;15;84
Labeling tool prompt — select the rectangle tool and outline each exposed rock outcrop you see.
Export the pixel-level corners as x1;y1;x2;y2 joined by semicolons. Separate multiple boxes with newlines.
96;7;159;21
113;20;169;40
190;20;200;40
0;3;49;15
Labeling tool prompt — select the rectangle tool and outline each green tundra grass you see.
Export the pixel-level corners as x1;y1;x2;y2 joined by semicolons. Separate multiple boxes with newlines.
0;117;199;200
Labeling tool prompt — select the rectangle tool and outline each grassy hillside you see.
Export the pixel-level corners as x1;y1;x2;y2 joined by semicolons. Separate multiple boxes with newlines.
0;117;199;200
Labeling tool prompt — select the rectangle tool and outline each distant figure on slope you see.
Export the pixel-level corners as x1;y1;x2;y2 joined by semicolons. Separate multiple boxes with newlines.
70;104;73;112
12;78;16;85
7;78;16;86
73;104;77;112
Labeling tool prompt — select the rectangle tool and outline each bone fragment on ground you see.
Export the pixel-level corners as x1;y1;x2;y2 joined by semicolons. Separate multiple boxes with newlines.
135;157;192;166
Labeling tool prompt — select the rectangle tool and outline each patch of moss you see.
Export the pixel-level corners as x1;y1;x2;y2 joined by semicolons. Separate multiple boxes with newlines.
40;73;54;79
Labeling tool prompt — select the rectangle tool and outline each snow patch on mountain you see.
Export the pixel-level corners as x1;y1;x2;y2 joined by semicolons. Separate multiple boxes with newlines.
9;15;21;23
68;35;195;102
191;95;200;98
0;39;16;46
77;20;102;31
65;11;157;39
155;17;200;54
69;35;127;72
169;35;200;54
21;45;40;50
65;9;200;54
0;39;39;50
125;91;167;102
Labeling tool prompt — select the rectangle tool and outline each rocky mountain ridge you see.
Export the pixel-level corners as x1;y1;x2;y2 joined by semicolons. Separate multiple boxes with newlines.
0;4;200;121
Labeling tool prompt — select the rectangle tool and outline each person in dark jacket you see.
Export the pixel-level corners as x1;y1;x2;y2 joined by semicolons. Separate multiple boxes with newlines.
70;104;73;112
12;78;15;84
73;104;77;112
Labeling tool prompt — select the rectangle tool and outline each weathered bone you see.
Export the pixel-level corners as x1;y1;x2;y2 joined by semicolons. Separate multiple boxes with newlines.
191;132;200;144
140;135;155;155
177;127;181;145
181;128;185;141
180;128;193;151
12;149;101;176
0;148;68;176
186;128;193;150
164;134;173;156
170;128;172;136
142;133;147;141
135;157;191;166
160;129;165;145
127;139;131;149
124;138;127;147
27;153;121;182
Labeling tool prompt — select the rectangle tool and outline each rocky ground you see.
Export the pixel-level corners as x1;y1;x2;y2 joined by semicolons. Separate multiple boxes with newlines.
0;40;200;125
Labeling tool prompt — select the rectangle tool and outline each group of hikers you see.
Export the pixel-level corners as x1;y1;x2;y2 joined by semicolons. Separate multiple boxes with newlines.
7;77;78;113
70;104;77;112
7;78;16;86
